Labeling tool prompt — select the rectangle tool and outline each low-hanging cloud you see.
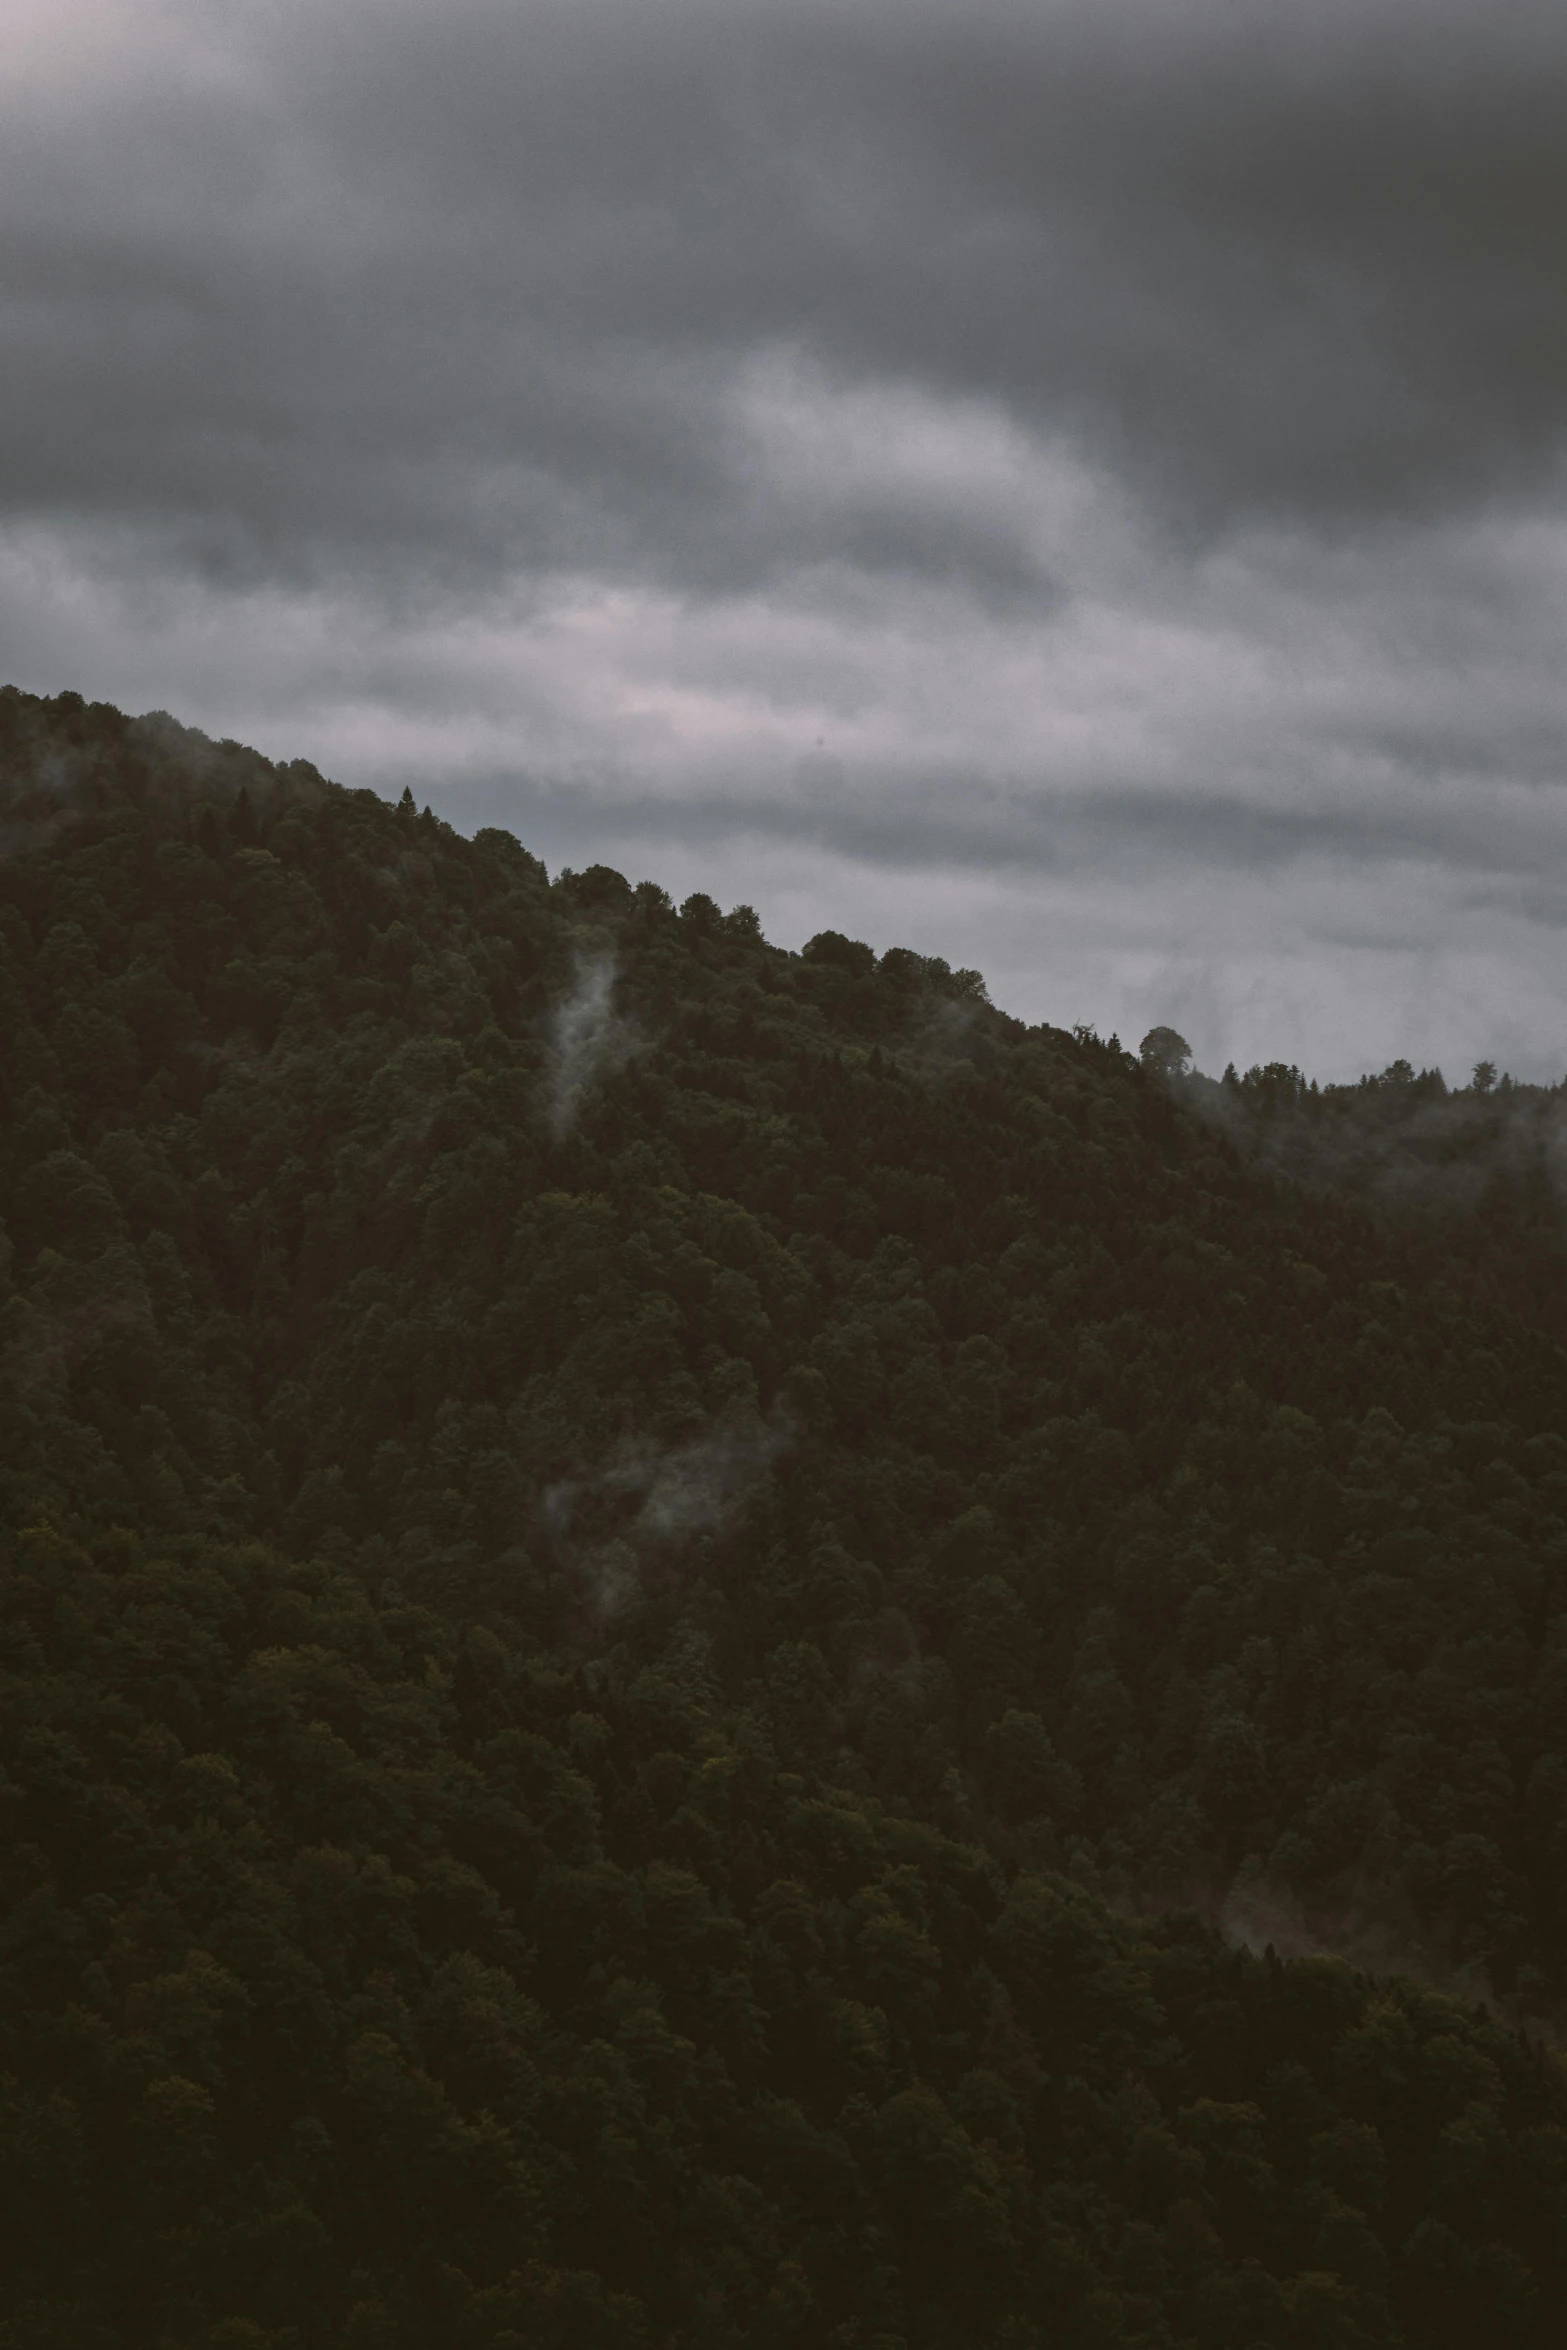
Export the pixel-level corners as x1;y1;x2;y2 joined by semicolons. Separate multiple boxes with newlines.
1182;1062;1567;1221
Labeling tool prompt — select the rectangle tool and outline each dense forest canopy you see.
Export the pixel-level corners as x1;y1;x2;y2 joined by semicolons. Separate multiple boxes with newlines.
2;683;1566;2349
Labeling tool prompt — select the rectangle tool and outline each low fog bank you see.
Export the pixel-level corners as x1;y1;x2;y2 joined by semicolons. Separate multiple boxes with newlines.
1142;1025;1567;1219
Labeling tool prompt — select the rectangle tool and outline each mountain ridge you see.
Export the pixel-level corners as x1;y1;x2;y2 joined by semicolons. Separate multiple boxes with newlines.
3;681;1566;2348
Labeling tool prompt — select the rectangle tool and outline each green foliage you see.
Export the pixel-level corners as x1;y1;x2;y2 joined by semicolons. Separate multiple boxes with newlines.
3;1505;1565;2348
3;682;1567;2344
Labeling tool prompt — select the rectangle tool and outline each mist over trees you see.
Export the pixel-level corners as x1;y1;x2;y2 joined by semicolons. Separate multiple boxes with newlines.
3;685;1567;2349
1164;1052;1567;1338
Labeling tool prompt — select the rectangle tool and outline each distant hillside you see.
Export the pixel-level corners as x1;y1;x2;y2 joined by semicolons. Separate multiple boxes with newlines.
1182;1054;1567;1326
3;684;1566;2350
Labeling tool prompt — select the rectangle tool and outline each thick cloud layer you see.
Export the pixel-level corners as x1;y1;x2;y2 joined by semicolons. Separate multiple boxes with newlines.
6;0;1567;1076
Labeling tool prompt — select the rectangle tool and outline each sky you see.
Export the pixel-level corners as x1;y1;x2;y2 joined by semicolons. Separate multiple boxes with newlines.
5;0;1567;1080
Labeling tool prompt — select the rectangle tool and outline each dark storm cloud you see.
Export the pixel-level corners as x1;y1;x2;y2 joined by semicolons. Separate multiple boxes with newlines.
7;0;1567;1082
7;0;1567;597
446;758;1567;914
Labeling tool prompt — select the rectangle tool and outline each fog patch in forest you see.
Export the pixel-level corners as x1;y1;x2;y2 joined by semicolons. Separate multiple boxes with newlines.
574;1537;640;1620
1;700;322;868
545;1410;791;1545
636;1416;792;1539
0;742;86;859
1174;1059;1567;1220
882;969;995;1080
904;994;986;1071
1218;1870;1501;2009
544;953;638;1137
543;1408;793;1618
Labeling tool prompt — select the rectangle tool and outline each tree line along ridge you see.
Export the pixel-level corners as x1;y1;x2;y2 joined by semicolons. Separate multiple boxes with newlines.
2;683;1566;2349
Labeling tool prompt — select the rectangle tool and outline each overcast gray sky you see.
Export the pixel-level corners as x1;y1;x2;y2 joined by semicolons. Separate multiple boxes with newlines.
6;0;1567;1078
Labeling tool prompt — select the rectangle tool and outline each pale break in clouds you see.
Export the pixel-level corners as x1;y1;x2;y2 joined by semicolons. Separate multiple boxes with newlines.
5;0;1567;1077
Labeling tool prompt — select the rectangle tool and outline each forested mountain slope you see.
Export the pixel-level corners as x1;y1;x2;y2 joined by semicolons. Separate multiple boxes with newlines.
1184;1056;1567;1335
3;684;1566;2349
